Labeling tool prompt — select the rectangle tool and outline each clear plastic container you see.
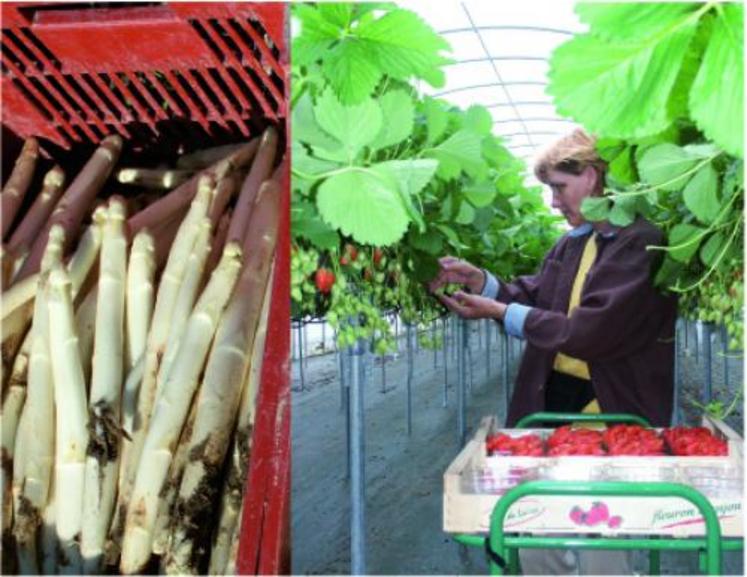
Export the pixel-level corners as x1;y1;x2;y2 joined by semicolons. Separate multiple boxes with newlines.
679;465;743;498
601;463;679;483
463;465;540;495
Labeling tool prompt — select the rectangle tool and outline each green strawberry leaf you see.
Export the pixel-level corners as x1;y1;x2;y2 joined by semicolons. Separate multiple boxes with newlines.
683;162;720;224
316;168;410;246
314;88;382;160
668;223;705;263
689;4;744;157
638;143;700;191
548;21;698;139
369;89;414;150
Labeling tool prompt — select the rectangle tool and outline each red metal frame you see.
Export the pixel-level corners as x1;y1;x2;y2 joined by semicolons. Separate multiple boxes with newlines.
1;2;287;150
1;2;290;574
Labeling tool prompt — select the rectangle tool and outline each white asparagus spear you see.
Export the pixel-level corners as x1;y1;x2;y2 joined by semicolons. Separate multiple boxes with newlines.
47;265;90;574
156;217;212;401
168;182;279;574
151;398;198;557
1;273;38;321
40;475;57;574
125;231;155;373
209;266;274;575
107;176;214;565
224;513;241;575
11;226;65;574
120;244;242;575
116;167;193;189
74;286;98;386
0;209;104;329
81;200;127;573
1;331;30;539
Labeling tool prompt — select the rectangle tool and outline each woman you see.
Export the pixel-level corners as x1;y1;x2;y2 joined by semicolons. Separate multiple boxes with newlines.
431;129;677;428
431;130;678;575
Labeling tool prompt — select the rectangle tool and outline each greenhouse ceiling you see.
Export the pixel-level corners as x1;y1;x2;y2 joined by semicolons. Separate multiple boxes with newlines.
401;0;586;185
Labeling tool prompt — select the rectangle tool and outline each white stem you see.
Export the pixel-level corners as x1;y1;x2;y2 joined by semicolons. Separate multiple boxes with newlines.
41;476;57;574
125;232;155;373
152;398;198;557
208;268;274;575
121;244;242;575
1;331;30;536
156;217;212;401
74;287;98;387
81;200;127;573
111;177;213;563
11;227;65;571
169;239;276;574
117;167;194;189
1;273;37;321
47;265;89;574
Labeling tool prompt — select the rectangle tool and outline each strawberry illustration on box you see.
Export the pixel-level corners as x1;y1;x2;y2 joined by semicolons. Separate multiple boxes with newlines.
568;502;623;529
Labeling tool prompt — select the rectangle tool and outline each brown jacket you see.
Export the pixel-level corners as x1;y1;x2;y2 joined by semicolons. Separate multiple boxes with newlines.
498;219;678;427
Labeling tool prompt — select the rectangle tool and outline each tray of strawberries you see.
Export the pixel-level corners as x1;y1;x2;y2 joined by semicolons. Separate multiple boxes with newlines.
485;424;728;458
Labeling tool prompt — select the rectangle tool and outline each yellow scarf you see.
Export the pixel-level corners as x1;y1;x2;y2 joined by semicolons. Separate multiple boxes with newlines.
553;232;600;414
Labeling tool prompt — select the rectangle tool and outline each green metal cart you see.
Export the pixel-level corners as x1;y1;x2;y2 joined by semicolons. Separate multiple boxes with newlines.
453;413;744;575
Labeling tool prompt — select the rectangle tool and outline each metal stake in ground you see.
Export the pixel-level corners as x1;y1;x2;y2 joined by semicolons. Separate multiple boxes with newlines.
442;317;448;408
296;322;305;392
703;322;713;404
432;321;438;369
457;317;468;446
673;319;682;425
380;347;387;394
485;319;491;379
349;322;367;575
721;325;729;390
503;328;510;420
406;323;414;435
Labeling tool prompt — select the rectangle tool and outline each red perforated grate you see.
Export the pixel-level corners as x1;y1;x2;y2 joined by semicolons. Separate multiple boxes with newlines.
1;2;287;152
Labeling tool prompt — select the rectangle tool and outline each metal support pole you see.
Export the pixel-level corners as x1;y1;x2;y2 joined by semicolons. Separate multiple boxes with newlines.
694;321;700;363
433;322;438;369
503;330;510;418
703;323;712;403
457;318;468;446
297;323;305;392
486;319;491;379
467;331;474;394
722;325;729;390
380;352;387;394
406;323;413;435
344;346;351;477
350;324;367;575
443;317;448;408
321;321;326;352
302;322;309;367
338;335;345;411
673;319;682;426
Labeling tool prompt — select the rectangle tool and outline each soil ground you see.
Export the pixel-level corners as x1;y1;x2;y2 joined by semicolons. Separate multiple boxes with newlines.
291;320;744;575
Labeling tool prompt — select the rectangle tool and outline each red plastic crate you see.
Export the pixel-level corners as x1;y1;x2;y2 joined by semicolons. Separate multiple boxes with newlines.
1;2;290;574
1;2;287;151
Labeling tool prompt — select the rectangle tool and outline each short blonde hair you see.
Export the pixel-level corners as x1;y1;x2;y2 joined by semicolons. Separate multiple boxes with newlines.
534;129;607;184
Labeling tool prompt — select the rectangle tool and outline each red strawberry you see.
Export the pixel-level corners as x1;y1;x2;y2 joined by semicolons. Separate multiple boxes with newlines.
314;268;335;294
589;502;609;524
569;506;585;525
607;515;623;529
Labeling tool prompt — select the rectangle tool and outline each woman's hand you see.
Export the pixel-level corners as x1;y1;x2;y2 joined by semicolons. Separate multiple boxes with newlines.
429;256;485;294
437;291;507;321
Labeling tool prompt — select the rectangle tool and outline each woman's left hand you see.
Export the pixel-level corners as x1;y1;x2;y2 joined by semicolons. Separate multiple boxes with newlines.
437;291;507;321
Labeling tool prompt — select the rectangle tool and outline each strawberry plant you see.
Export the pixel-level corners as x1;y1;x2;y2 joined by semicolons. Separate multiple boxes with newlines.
291;3;562;350
548;2;744;350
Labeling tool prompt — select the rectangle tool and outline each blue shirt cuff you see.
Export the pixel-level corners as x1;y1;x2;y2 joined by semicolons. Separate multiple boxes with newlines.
480;270;499;299
504;303;532;340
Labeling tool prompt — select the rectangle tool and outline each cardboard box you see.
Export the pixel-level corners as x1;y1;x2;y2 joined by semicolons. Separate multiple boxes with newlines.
444;416;743;537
